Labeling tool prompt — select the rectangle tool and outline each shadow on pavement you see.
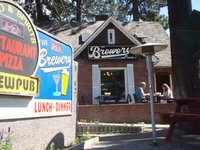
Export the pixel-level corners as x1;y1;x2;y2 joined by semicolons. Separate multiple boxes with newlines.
92;129;200;150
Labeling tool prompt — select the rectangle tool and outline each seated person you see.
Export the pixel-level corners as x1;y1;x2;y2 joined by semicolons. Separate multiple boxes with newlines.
135;82;149;103
160;83;173;103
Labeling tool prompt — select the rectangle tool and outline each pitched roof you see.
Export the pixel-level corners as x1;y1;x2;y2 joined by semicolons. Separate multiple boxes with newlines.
52;19;171;67
74;17;141;58
124;22;171;67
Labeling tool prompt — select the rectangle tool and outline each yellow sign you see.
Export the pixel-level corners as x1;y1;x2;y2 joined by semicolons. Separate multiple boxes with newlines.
0;72;39;96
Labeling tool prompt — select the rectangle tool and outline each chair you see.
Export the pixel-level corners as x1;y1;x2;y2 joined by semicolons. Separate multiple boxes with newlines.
99;96;105;104
133;94;138;103
126;94;132;104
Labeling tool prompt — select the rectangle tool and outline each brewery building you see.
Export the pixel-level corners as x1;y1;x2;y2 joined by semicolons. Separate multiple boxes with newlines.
55;16;172;105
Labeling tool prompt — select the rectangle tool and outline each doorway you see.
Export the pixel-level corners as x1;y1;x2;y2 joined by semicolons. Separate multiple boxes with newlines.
155;73;171;93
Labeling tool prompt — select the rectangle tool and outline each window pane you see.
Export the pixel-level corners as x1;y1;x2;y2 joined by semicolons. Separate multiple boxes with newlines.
101;70;125;101
109;33;113;42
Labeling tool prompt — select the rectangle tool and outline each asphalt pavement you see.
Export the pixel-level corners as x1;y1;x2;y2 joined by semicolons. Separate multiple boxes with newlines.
90;128;200;150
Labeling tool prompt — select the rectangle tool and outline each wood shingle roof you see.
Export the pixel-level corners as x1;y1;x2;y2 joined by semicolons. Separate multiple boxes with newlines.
51;18;171;67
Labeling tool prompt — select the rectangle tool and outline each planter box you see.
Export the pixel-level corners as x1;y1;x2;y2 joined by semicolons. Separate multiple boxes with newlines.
77;123;143;135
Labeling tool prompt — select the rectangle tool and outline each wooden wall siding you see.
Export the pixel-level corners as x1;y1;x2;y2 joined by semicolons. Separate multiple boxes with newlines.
90;23;134;45
78;103;176;123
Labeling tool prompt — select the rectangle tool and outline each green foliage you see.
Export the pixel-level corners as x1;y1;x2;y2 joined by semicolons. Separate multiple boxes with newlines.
16;0;169;30
75;132;91;145
0;127;12;150
137;122;145;125
82;0;169;29
16;0;73;25
45;0;73;22
49;142;66;150
66;132;92;148
49;142;56;150
90;119;100;125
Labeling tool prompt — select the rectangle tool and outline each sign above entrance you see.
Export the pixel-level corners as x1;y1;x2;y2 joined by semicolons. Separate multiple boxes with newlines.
88;46;137;59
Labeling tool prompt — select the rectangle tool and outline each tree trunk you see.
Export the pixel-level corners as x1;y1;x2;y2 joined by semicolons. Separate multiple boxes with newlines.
132;0;139;21
168;0;200;133
76;0;81;22
35;0;43;24
168;0;200;97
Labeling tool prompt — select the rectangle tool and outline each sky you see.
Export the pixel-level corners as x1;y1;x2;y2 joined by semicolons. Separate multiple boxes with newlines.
160;0;200;16
191;0;199;11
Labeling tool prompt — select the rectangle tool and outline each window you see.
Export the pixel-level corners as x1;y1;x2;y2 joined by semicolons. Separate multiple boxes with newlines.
107;29;115;44
100;69;125;101
92;65;135;104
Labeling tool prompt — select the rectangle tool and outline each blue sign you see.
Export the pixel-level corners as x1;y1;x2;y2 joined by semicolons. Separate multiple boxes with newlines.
35;30;72;101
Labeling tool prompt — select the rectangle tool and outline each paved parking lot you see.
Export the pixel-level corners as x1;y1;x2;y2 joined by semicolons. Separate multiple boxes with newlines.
91;129;200;150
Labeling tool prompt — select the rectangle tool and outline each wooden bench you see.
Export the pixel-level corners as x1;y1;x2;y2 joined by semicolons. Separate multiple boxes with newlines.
158;97;200;141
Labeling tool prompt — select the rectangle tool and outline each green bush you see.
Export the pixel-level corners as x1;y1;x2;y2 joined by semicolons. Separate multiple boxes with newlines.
0;127;12;150
76;132;91;145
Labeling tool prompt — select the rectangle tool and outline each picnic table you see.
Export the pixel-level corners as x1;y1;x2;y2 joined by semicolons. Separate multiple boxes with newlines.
158;97;200;141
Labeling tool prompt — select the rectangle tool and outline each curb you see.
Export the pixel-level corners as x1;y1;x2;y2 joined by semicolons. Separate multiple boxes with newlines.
84;137;99;149
67;137;99;150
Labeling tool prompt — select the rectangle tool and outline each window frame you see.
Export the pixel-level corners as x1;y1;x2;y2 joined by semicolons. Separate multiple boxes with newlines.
100;67;126;99
107;29;115;44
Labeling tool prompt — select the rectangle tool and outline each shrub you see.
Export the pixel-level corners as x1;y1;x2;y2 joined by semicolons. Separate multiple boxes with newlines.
0;127;12;150
76;132;91;145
